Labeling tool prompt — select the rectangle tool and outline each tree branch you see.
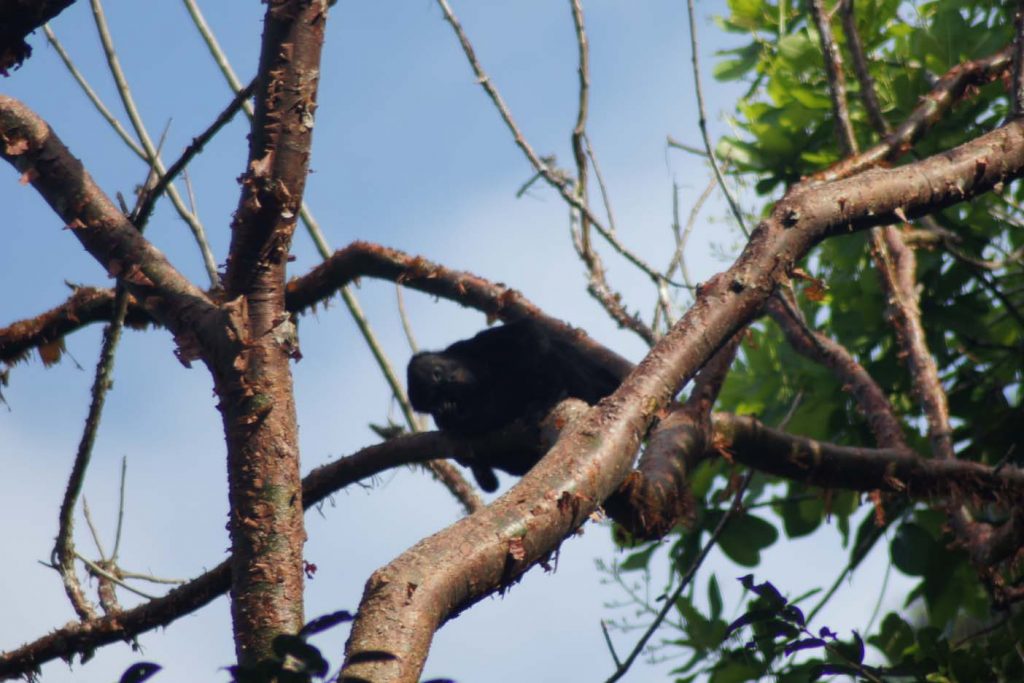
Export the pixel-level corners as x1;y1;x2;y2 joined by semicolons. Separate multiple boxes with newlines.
810;0;858;156
0;423;571;678
840;0;891;134
338;113;1024;683
811;46;1012;183
0;96;224;352
714;413;1023;499
765;295;908;450
214;0;329;665
606;333;743;539
0;286;152;365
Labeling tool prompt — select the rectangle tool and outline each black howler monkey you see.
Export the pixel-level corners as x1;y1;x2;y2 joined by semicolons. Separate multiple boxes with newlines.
407;319;622;491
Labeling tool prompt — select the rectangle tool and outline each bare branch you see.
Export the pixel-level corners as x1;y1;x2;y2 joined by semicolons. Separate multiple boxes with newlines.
0;286;152;365
714;413;1023;499
89;0;219;286
51;284;130;620
0;97;221;347
812;46;1012;183
563;0;654;344
436;0;672;287
339;111;1024;683
765;295;908;450
810;0;858;156
605;333;742;539
685;0;748;235
132;77;255;227
0;430;495;677
42;25;146;159
840;0;891;134
869;229;954;460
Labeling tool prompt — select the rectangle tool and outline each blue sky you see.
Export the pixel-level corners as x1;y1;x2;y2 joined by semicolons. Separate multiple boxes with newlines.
0;2;911;681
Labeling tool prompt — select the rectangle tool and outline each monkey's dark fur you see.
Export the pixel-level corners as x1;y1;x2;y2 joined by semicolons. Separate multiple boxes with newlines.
407;319;622;491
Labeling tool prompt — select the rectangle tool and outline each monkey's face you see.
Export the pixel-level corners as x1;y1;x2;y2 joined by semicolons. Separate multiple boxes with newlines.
407;352;483;431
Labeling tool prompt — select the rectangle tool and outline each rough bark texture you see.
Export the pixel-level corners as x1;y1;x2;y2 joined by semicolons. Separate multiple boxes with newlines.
216;0;328;666
0;96;228;360
714;413;1024;499
339;118;1024;682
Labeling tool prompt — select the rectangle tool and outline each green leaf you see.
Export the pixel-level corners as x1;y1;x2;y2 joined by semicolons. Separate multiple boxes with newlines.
714;43;762;81
715;512;780;567
619;543;657;572
708;575;724;621
891;523;935;576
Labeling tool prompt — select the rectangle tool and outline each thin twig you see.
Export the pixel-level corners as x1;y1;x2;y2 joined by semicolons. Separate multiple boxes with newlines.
669;175;717;290
684;0;749;236
564;0;656;345
181;0;254;116
600;620;622;668
81;497;108;561
569;0;591;254
604;472;752;683
133;77;256;227
666;135;708;157
89;0;219;286
584;134;617;234
395;285;420;354
840;0;891;134
111;456;127;561
42;25;146;160
807;521;886;624
810;0;858;155
51;284;131;621
863;557;891;636
436;0;674;286
75;552;159;600
116;570;186;585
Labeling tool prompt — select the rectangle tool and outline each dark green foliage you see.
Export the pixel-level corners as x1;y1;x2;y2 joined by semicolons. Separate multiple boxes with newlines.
604;1;1023;680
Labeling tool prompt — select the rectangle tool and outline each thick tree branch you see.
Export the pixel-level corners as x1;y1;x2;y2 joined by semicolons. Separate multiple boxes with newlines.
286;240;636;380
715;413;1023;499
214;0;329;666
3;241;636;382
0;431;456;679
2;408;1019;677
0;286;152;365
812;46;1012;183
0;96;228;356
339;115;1024;683
606;334;743;539
765;295;908;449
